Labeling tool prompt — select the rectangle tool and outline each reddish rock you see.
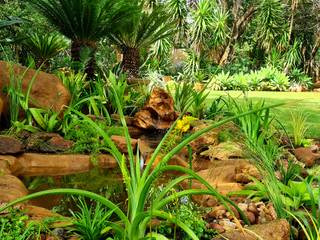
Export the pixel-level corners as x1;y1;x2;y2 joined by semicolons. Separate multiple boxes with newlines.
111;135;138;153
48;135;74;151
0;61;70;115
0;136;24;154
25;132;73;153
207;222;225;234
294;147;320;167
134;88;177;130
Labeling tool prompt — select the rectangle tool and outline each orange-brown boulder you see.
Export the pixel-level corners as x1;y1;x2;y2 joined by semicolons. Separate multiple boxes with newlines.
12;153;117;176
134;88;177;130
0;174;28;203
0;61;70;115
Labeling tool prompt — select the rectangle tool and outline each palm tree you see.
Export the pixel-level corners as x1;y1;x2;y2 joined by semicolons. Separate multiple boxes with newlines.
28;0;131;78
109;1;175;79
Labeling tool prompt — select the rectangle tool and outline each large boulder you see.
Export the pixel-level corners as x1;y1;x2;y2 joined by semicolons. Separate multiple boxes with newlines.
0;61;70;115
134;88;178;130
12;153;117;176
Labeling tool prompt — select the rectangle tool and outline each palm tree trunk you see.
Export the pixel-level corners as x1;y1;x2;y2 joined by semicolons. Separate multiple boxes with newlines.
71;40;97;79
121;46;140;79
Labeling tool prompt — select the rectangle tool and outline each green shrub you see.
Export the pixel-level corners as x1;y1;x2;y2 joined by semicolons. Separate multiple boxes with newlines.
289;68;313;90
0;208;48;240
209;66;290;91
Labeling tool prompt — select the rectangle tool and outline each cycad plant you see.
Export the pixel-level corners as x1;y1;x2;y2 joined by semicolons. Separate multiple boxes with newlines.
110;1;175;78
23;32;68;69
0;73;281;239
28;0;131;78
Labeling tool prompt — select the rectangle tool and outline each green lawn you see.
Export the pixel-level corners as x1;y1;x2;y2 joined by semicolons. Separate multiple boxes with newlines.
208;91;320;139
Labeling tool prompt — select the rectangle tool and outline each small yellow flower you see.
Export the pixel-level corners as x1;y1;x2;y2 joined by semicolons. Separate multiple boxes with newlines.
175;116;197;133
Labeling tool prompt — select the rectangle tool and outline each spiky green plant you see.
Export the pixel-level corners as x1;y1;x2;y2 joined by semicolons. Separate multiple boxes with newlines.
23;32;68;69
290;111;309;147
0;73;282;239
70;198;114;240
110;1;175;78
255;0;287;52
28;0;132;78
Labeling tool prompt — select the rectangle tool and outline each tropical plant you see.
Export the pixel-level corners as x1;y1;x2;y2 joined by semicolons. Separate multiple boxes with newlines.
226;97;276;144
22;32;68;69
110;1;175;78
0;72;281;239
70;197;114;240
287;175;320;240
255;0;287;53
289;68;313;90
165;0;188;46
190;87;209;119
290;111;309;147
167;80;194;114
29;108;61;132
28;0;132;78
232;176;319;211
6;64;39;127
205;96;226;119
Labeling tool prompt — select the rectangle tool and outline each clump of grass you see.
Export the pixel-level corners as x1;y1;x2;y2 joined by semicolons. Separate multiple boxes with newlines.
290;111;309;147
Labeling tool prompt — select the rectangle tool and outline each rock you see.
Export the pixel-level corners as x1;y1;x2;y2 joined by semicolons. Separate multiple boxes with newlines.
294;147;320;167
12;153;117;176
23;205;61;221
0;155;19;174
235;163;260;183
25;132;73;153
200;141;243;161
190;122;220;153
111;135;138;153
0;174;28;203
0;61;70;115
181;160;260;207
133;88;177;130
212;219;290;240
207;222;225;234
246;211;256;224
0;135;24;154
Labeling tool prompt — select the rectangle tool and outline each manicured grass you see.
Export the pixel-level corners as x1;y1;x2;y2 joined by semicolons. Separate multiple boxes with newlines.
208;91;320;139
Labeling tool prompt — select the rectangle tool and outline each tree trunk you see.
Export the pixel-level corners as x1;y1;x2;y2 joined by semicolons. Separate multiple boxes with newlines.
71;40;97;79
121;46;140;79
218;5;256;66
